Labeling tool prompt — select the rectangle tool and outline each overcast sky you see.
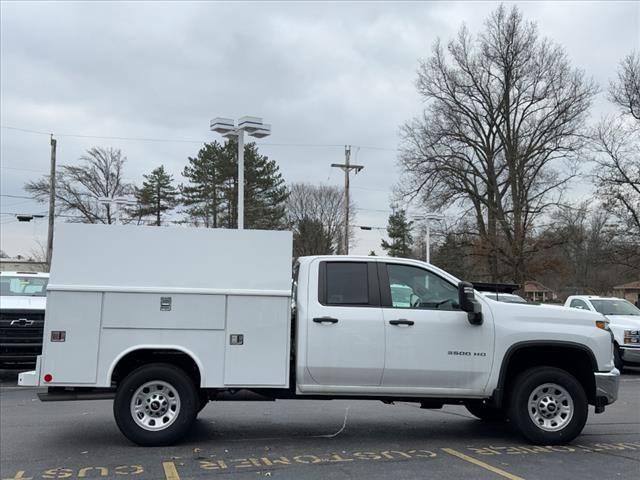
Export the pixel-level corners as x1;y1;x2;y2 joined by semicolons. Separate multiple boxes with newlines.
1;0;638;258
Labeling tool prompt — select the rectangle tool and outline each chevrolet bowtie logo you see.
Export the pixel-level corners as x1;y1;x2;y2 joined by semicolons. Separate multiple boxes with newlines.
10;318;34;327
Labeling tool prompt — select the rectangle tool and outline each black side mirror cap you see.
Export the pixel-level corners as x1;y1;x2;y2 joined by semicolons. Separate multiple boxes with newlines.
458;281;483;325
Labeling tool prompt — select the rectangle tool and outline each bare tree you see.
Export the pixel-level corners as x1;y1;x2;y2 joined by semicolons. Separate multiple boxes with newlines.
28;239;47;263
286;183;355;256
400;4;597;284
593;52;640;243
25;147;134;224
593;120;640;234
609;52;640;122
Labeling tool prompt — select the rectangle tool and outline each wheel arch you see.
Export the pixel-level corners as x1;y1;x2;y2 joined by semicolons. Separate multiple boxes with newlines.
108;345;204;387
493;341;598;407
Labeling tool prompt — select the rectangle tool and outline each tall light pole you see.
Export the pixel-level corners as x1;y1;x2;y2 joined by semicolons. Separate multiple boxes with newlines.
413;213;444;263
210;116;271;230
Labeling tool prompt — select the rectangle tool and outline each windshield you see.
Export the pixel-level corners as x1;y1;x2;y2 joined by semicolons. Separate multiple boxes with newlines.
590;299;640;316
0;276;48;297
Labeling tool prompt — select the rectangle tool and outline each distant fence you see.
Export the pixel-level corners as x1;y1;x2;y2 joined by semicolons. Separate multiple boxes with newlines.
0;260;48;273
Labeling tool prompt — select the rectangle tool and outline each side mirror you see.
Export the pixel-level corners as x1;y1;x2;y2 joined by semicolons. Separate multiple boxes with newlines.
458;281;483;325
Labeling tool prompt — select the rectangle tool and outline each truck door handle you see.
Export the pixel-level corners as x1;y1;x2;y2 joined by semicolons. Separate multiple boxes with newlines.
313;317;339;324
389;319;414;326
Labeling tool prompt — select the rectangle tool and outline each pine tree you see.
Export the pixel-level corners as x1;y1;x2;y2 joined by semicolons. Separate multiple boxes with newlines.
133;165;178;226
181;142;230;228
181;140;288;230
293;217;333;257
381;209;414;258
240;142;288;230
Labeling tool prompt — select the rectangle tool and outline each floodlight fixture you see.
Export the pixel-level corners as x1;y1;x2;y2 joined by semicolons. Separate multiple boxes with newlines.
249;124;271;138
237;116;264;133
210;117;236;134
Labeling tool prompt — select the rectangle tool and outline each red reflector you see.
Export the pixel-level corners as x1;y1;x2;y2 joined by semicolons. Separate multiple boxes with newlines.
44;374;53;383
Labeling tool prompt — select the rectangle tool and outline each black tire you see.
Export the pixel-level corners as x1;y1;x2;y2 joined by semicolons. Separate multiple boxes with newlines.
614;345;624;372
508;366;587;445
465;401;505;422
113;363;198;446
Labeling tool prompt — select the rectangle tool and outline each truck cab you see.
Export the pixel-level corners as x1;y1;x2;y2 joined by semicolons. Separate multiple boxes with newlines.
295;257;493;395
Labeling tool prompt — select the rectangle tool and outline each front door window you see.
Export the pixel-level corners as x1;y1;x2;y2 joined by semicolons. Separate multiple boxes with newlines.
387;264;459;311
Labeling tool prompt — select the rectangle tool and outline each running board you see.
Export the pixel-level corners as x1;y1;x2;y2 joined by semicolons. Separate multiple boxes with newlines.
38;388;115;402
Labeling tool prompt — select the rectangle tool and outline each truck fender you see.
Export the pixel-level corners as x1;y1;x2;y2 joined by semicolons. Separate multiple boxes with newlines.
106;344;206;387
492;340;598;407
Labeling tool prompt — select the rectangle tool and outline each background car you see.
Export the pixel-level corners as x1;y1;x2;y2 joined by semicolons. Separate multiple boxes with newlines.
0;271;49;369
565;295;640;370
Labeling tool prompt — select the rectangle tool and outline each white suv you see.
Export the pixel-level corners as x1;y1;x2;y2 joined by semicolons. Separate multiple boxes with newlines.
565;295;640;370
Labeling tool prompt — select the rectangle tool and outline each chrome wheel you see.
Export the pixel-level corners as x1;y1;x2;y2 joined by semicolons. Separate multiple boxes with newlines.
130;380;181;431
528;382;573;432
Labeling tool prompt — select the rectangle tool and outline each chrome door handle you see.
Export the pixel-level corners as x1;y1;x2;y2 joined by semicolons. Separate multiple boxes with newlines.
389;319;414;326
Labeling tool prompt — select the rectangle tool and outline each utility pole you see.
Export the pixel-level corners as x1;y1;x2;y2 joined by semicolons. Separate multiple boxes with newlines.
331;145;363;255
46;135;57;268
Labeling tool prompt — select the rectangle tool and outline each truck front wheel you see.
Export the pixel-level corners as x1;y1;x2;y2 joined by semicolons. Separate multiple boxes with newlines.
114;363;198;446
508;366;587;444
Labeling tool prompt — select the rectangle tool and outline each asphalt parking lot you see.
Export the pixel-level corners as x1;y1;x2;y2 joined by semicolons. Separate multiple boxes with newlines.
1;370;639;480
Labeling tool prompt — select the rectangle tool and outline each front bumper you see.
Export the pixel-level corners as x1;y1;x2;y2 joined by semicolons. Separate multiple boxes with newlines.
17;355;41;387
620;346;640;364
594;368;620;406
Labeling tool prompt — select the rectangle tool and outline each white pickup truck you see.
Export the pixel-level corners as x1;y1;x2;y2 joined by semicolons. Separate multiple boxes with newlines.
19;224;619;446
1;271;49;368
565;295;640;370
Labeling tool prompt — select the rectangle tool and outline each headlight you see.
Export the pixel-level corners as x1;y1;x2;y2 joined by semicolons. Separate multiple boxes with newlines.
596;320;610;331
624;330;640;344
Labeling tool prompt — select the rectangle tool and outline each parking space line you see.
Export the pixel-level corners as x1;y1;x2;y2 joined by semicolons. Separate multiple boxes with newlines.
162;462;180;480
442;448;525;480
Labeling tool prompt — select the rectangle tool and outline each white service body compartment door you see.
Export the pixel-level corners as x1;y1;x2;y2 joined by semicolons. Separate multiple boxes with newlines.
42;291;102;384
223;295;290;386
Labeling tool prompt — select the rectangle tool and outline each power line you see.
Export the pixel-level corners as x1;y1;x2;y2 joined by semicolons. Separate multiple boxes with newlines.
0;126;51;135
1;194;34;200
0;166;51;173
0;125;400;151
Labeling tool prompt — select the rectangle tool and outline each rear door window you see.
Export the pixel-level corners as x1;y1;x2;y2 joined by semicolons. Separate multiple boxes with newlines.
325;262;369;305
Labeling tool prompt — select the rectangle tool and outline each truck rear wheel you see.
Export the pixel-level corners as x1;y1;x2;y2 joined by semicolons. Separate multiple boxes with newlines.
508;366;587;444
114;363;198;446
